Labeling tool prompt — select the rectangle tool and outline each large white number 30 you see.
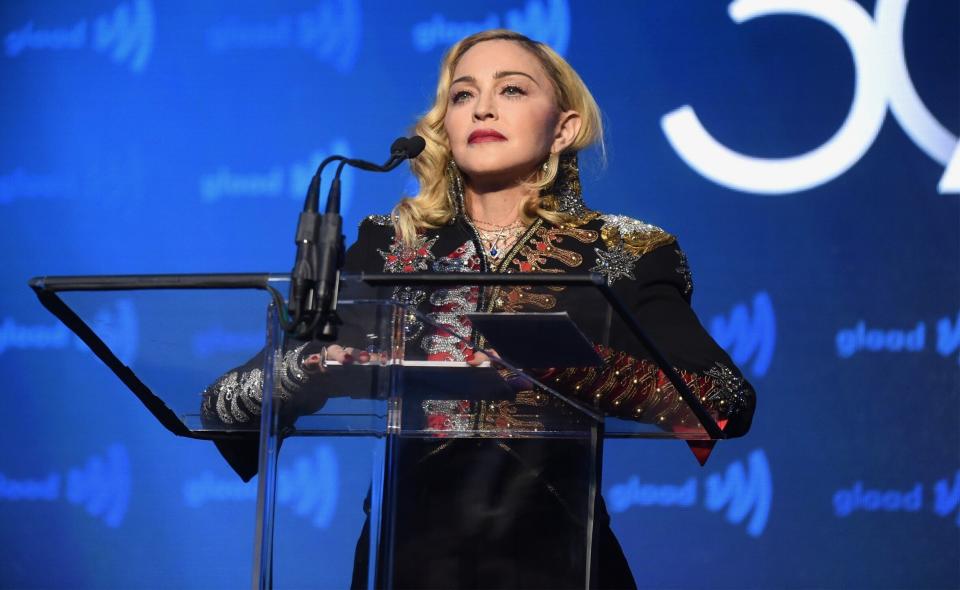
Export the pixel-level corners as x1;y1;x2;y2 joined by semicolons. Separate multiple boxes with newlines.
661;0;959;195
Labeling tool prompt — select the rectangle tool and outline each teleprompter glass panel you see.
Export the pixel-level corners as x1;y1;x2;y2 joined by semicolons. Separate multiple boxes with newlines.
52;284;275;433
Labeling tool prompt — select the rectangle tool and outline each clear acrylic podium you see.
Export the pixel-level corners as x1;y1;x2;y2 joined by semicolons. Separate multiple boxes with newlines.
29;272;726;589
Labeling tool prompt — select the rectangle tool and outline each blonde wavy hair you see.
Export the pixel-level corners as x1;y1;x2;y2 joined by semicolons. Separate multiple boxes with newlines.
393;29;604;245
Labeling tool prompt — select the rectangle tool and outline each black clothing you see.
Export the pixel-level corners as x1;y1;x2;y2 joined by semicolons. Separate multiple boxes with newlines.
202;176;756;588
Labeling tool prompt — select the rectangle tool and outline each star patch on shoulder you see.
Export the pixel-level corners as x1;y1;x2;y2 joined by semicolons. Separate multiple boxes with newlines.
378;234;438;273
589;244;640;284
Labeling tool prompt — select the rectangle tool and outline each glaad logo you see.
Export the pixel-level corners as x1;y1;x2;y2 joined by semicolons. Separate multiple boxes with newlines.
183;446;339;528
0;300;138;365
836;311;959;364
608;476;697;510
0;169;75;205
66;444;131;528
4;0;154;73
607;449;772;537
936;312;960;363
704;449;772;537
833;481;921;517
0;444;131;528
708;291;775;378
933;471;960;526
412;0;570;56
835;471;959;526
199;141;355;214
662;0;959;195
206;1;360;73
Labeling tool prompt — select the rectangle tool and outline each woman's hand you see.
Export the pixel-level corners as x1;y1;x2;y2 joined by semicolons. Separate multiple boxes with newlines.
302;345;374;373
466;349;499;367
302;346;503;370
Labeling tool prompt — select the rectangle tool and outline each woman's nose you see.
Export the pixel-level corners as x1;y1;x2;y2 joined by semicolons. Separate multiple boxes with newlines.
472;93;496;121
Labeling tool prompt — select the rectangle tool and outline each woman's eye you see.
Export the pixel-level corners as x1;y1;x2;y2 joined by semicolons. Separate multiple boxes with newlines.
451;90;472;104
502;85;526;97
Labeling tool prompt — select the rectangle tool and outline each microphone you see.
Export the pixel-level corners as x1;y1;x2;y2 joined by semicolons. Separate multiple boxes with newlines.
287;136;425;340
403;135;427;158
389;137;407;158
391;136;426;160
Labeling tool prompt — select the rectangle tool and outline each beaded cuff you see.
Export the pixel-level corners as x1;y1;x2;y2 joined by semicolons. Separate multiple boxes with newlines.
201;342;312;425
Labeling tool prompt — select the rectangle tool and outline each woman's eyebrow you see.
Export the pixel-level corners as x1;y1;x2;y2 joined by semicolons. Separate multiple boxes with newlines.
451;71;541;87
494;70;540;86
451;74;477;86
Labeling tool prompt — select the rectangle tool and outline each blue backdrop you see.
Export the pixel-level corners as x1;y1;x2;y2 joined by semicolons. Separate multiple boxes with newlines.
1;1;957;588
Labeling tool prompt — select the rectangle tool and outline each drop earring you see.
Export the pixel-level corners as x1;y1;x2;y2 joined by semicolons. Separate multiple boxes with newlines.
446;160;465;219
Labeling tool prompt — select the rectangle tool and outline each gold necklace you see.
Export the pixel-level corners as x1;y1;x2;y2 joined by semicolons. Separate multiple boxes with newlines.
468;217;525;260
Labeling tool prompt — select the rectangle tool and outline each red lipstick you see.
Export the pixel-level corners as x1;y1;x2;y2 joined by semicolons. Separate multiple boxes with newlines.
468;129;507;144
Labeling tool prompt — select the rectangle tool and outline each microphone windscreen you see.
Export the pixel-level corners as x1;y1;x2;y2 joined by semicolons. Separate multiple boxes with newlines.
390;137;407;155
405;136;426;158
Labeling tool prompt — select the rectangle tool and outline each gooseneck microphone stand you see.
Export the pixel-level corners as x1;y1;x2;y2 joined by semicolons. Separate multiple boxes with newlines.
285;136;426;342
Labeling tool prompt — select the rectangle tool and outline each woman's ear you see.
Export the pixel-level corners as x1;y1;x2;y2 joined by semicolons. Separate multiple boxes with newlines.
551;110;582;154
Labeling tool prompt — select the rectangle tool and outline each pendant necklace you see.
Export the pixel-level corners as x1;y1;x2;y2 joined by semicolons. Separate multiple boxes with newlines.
469;217;525;261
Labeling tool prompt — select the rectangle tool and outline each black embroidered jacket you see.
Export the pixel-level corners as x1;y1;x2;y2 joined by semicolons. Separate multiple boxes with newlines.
201;155;756;475
201;209;755;467
346;210;756;442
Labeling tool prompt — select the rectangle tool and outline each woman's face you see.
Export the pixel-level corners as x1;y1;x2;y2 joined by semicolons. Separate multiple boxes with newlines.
444;40;573;189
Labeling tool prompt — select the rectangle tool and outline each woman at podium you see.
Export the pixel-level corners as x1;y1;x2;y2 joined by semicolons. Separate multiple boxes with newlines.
202;29;756;589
